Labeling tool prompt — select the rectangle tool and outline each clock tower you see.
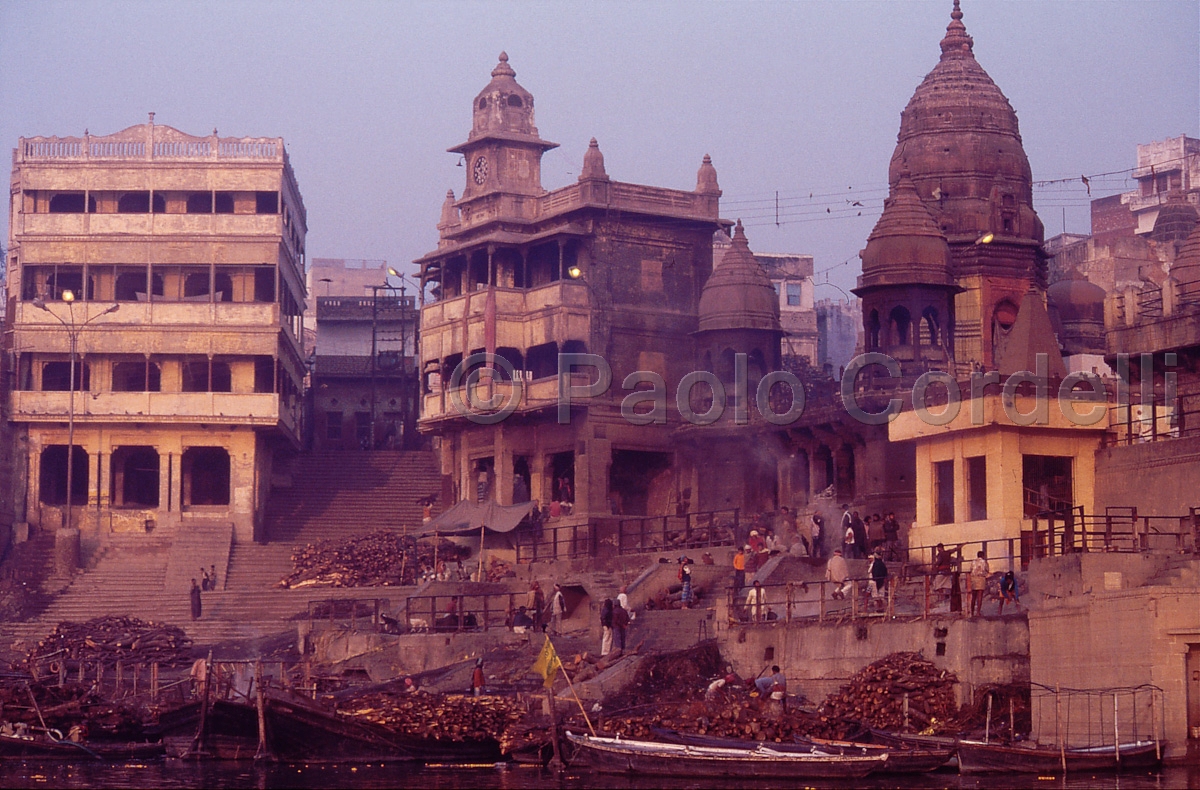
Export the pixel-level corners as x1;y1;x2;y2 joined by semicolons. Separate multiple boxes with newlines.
448;52;558;221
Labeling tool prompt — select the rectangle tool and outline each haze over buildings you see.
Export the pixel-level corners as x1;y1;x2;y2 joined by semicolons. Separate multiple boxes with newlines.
1;1;1195;297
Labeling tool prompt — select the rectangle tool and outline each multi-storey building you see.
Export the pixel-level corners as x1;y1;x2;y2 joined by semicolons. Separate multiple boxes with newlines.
308;259;418;452
5;118;307;545
416;53;725;517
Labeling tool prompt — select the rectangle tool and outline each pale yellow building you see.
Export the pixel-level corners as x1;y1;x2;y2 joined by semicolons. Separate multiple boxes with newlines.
890;393;1108;568
5;119;307;545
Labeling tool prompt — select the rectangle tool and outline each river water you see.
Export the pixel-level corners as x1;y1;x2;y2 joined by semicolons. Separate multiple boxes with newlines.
0;761;1195;789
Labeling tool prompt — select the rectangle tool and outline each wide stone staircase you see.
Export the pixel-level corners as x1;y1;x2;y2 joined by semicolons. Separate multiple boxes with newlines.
1;451;442;653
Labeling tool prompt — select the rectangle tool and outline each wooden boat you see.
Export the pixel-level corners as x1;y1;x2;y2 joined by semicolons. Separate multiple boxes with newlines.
793;734;953;773
566;731;886;778
650;727;830;754
956;739;1164;774
652;727;951;773
0;733;164;760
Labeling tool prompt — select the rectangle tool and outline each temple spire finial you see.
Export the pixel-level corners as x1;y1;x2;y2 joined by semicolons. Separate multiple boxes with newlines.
940;0;973;59
492;51;515;78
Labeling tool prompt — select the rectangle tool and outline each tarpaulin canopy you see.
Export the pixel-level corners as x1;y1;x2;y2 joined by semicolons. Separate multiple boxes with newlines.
419;500;535;537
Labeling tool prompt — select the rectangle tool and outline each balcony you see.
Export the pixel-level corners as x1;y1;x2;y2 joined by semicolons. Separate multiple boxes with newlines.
13;302;293;355
419;281;591;361
419;373;592;424
9;391;299;434
17;213;283;238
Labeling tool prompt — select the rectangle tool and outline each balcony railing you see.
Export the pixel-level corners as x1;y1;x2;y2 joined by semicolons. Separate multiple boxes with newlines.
10;391;297;431
420;373;592;422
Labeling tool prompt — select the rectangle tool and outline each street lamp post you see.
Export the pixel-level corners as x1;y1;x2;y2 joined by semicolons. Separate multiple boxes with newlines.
32;290;119;570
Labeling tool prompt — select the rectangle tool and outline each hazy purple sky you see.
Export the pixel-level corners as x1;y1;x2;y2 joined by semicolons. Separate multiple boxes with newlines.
2;1;1196;296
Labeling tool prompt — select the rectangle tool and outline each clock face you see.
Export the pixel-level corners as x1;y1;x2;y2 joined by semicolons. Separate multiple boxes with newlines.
472;156;489;185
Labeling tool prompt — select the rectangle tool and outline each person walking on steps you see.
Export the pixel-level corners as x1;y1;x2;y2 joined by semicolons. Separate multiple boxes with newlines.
549;583;566;634
600;599;614;656
472;659;485;697
612;598;630;652
190;579;202;621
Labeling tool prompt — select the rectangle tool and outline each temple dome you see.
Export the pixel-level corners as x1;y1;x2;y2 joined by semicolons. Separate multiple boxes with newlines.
698;221;781;333
1169;221;1200;286
1047;269;1105;325
888;0;1043;245
464;52;548;145
1149;191;1199;246
857;171;955;291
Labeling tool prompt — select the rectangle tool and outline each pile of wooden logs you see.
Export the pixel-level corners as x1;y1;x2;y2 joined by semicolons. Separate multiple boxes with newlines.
337;691;528;743
281;532;469;588
596;696;848;743
0;678;146;739
817;652;958;732
27;616;192;670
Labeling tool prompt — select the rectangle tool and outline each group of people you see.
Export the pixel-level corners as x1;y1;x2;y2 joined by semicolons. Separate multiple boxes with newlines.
934;544;1022;617
839;506;902;560
599;586;633;656
512;580;569;635
822;547;890;611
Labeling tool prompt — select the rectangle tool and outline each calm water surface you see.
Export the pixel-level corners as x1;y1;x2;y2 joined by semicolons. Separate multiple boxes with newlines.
0;761;1196;790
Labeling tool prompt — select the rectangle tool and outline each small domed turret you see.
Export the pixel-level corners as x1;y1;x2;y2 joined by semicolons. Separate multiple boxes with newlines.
698;220;779;333
468;52;540;142
1047;269;1106;355
696;154;721;195
579;138;609;181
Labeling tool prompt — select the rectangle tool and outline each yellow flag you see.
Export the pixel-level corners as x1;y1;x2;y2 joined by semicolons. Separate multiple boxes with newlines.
530;635;561;689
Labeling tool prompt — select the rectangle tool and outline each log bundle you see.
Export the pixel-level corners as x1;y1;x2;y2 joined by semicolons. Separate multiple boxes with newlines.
817;652;958;732
27;616;192;670
0;679;146;739
337;691;528;743
281;532;469;588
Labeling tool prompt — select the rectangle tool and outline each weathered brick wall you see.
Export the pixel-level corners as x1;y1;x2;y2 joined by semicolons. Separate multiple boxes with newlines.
1094;436;1200;516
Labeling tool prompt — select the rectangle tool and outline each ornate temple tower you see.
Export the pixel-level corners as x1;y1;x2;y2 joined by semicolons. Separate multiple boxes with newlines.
448;52;559;221
889;1;1047;372
853;170;958;379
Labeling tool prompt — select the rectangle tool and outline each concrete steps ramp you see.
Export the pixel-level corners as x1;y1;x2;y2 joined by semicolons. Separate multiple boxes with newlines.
628;608;715;652
265;451;441;544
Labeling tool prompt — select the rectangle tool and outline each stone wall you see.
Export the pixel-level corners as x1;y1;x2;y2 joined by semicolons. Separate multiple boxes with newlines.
716;615;1029;709
1027;556;1200;756
1094;436;1200;516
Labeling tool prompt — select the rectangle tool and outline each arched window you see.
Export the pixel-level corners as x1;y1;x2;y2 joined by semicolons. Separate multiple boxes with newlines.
868;310;881;350
921;307;940;346
113;360;161;392
110;446;159;507
39;445;88;506
42;361;89;391
117;192;150;213
49;193;86;213
889;306;911;347
186;192;212;213
183;447;230;506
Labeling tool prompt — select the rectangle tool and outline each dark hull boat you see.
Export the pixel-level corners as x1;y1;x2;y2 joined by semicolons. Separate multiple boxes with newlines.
566;732;886;779
793;734;953;773
0;734;164;760
957;739;1163;774
651;727;951;774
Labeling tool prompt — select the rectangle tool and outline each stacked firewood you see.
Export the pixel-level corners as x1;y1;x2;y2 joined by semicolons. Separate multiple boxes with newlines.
0;678;145;738
280;532;469;588
337;691;527;742
26;616;192;670
817;652;958;732
596;696;850;742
